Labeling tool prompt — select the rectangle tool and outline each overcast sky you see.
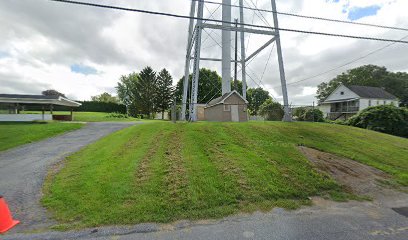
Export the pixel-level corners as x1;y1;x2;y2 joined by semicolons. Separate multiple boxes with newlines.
0;0;407;105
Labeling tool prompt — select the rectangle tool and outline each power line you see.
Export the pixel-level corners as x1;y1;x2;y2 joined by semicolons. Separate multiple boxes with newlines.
286;34;408;86
48;0;408;44
197;0;408;32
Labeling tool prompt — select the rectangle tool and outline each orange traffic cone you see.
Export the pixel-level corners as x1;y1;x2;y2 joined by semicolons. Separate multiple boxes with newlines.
0;196;19;233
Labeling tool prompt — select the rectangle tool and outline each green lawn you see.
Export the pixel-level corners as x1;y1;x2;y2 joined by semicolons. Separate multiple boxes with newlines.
42;122;408;229
22;111;140;122
0;122;83;151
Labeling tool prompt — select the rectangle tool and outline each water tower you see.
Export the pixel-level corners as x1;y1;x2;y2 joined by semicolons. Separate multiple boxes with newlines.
181;0;291;122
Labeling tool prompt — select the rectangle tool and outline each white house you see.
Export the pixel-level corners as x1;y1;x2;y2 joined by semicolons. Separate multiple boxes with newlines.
318;84;399;120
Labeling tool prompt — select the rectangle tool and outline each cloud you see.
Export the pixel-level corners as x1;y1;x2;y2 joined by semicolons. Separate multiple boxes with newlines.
0;0;407;106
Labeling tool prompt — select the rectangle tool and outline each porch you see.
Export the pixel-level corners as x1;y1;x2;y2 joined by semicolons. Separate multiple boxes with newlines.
324;98;360;120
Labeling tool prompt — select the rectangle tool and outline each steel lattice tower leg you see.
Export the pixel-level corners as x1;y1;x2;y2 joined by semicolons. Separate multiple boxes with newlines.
189;0;204;122
271;0;291;121
239;0;247;99
181;0;196;121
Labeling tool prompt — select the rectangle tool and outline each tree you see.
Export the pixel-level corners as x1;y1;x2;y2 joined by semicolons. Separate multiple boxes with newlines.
316;65;408;106
156;68;174;119
42;89;66;98
116;72;140;117
259;98;284;121
175;68;223;105
91;92;119;103
347;105;408;137
136;66;158;118
246;87;271;115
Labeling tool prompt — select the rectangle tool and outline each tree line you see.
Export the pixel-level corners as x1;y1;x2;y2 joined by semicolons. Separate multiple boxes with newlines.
116;67;174;119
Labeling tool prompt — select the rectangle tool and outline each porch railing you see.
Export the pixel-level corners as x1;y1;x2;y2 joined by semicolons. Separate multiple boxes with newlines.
330;106;359;113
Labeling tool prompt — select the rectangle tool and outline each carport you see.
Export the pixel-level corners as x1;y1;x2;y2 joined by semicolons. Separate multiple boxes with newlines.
0;94;81;121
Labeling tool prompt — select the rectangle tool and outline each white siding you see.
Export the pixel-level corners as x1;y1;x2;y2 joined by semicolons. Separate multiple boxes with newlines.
0;114;52;122
359;98;399;110
325;85;359;101
318;104;331;115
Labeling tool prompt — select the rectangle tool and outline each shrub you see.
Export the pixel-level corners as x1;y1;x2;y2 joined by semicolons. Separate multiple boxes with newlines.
293;107;307;121
259;99;284;121
303;109;324;122
106;112;129;119
347;105;408;137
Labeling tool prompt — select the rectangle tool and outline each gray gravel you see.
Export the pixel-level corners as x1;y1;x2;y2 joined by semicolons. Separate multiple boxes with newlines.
0;122;139;232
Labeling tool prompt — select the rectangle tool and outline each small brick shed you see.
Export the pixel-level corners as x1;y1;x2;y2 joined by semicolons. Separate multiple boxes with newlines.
204;90;248;122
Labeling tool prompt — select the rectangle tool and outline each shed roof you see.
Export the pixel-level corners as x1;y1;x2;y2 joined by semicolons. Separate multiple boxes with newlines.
0;94;81;107
347;85;397;99
206;90;248;107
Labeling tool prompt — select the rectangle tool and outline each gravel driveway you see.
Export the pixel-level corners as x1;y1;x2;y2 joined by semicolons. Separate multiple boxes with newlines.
0;122;139;232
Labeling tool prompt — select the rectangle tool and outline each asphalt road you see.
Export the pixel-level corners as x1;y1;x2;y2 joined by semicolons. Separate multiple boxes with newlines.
4;194;408;240
0;122;138;232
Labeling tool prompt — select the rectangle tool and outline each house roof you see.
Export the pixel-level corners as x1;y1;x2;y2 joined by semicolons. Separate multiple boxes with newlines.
0;94;81;107
206;90;248;107
347;85;397;99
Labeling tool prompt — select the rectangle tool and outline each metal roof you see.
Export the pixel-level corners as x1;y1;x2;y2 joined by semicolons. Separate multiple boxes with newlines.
347;85;397;99
206;90;248;107
0;94;81;107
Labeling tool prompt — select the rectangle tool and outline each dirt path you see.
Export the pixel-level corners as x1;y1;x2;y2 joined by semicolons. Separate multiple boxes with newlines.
0;122;139;232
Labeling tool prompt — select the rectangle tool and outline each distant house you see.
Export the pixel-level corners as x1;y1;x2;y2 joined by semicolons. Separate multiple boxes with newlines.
204;90;248;122
318;84;399;120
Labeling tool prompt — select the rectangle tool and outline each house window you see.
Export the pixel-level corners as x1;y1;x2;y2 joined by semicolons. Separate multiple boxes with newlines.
383;100;386;105
224;105;230;111
340;91;344;95
377;100;380;105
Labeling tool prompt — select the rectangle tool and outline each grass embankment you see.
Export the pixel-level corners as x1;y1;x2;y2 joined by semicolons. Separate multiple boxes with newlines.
22;111;140;122
0;122;83;151
42;122;408;229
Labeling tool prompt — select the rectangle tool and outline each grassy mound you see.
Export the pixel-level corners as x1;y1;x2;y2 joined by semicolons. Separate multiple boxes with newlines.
42;122;408;229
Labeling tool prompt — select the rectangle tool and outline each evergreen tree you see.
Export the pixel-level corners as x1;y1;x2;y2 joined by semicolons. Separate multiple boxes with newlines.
156;69;174;119
136;66;157;118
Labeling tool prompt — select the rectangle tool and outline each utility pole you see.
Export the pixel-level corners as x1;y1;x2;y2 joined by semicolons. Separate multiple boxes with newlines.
271;0;291;122
234;18;238;91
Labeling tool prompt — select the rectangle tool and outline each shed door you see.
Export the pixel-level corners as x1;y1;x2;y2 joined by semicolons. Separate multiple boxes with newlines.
231;105;239;122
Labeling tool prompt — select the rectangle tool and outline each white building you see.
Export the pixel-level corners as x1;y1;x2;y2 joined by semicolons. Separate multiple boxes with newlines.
318;84;399;120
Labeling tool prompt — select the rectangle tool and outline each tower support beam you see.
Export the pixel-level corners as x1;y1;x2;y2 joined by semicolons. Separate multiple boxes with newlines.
271;0;291;121
181;0;197;121
239;0;247;99
221;0;232;95
189;0;204;122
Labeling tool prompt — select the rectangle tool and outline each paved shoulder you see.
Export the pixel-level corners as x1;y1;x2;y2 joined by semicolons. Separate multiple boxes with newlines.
0;122;140;232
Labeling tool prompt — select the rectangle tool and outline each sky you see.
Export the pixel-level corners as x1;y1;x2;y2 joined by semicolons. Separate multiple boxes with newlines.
0;0;407;105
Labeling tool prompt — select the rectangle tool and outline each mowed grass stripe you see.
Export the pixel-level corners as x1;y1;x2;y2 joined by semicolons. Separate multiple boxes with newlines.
42;123;163;227
180;123;239;218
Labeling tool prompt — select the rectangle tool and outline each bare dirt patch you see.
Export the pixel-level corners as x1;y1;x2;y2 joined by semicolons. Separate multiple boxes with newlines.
298;146;391;197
